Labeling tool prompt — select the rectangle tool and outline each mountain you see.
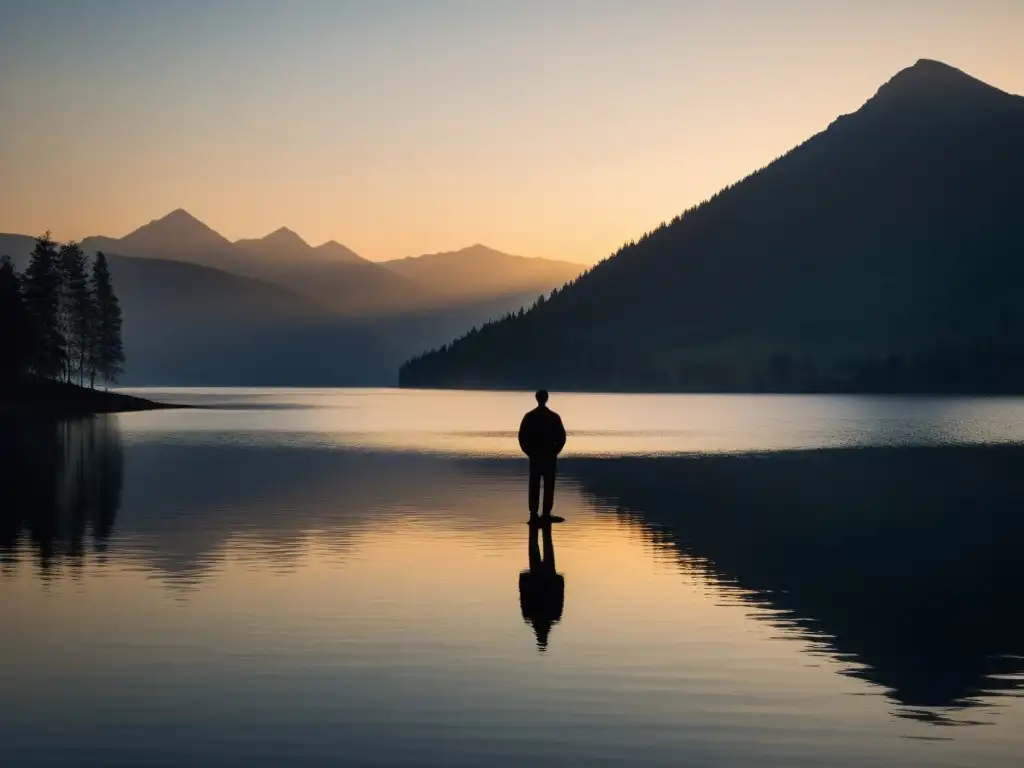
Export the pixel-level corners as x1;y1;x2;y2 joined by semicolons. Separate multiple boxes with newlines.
400;60;1024;393
231;226;432;314
315;240;366;264
234;227;369;267
383;245;584;304
83;208;237;269
0;231;562;385
365;244;584;375
67;209;584;327
73;210;584;318
1;223;580;387
81;213;424;315
0;233;399;385
117;207;233;257
235;226;315;260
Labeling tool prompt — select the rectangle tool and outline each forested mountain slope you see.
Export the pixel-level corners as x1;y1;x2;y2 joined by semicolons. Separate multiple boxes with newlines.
401;60;1024;393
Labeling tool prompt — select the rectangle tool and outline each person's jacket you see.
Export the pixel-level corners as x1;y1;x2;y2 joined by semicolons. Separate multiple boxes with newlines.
518;406;566;463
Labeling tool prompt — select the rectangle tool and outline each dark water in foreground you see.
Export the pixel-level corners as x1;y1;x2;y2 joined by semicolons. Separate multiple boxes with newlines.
2;389;1024;767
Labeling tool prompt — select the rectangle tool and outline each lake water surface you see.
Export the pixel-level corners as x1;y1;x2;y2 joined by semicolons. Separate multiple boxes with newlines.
2;389;1024;767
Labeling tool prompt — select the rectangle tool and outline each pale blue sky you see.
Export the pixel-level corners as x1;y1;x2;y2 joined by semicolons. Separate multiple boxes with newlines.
2;0;1021;263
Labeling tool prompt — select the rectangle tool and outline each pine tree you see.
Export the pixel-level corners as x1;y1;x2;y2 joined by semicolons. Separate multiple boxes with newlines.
90;252;124;386
0;255;33;382
59;241;94;384
22;232;65;379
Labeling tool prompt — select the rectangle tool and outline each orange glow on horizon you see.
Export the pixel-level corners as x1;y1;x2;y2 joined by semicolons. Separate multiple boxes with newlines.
2;3;1022;264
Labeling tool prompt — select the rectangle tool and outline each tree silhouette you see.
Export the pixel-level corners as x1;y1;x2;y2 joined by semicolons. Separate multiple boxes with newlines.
0;256;33;382
2;238;126;390
90;251;124;386
59;241;94;385
21;232;64;379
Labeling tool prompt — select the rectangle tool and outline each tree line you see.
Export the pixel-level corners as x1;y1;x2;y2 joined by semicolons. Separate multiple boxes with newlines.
1;233;125;387
401;277;1024;394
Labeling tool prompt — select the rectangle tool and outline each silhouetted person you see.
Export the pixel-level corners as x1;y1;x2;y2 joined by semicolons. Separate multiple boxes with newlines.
518;523;565;652
518;389;566;521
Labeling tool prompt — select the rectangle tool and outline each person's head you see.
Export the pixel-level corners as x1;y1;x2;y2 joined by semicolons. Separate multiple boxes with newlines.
535;389;549;406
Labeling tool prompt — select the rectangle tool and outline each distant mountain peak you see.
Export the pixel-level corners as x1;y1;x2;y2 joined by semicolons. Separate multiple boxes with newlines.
909;58;964;74
261;226;309;247
868;58;1010;109
314;240;365;263
891;59;983;87
152;208;214;230
121;208;230;249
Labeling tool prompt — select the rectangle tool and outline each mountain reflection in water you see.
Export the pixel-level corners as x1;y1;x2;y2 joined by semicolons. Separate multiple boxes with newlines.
568;448;1024;725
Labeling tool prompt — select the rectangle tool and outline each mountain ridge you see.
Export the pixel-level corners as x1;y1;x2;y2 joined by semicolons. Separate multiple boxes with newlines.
62;209;582;315
384;244;584;305
400;60;1024;393
118;207;233;255
0;220;584;384
871;58;1015;105
314;240;366;264
236;226;311;251
384;243;582;266
0;232;392;384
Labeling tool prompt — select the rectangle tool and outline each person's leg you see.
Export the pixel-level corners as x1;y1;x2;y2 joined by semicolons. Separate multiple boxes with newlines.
528;525;541;570
541;524;556;572
528;463;541;516
542;464;556;516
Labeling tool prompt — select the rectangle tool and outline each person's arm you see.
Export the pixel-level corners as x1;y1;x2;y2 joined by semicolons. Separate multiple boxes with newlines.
555;415;567;455
518;415;531;457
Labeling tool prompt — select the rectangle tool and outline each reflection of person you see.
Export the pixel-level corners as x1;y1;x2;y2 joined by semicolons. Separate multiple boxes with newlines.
518;523;565;652
518;389;567;522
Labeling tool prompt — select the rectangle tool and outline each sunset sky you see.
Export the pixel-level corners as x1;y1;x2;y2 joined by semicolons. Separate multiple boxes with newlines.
1;0;1022;265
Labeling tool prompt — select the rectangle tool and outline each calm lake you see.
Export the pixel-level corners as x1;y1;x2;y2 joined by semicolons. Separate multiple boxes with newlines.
3;389;1024;767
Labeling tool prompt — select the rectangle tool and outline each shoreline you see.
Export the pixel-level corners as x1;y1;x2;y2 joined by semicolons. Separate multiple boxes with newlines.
396;382;1024;396
0;378;186;418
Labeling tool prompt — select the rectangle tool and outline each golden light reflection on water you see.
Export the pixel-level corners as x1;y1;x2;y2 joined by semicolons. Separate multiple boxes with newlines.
4;393;1024;766
117;388;1024;457
6;496;1021;764
1;499;857;684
